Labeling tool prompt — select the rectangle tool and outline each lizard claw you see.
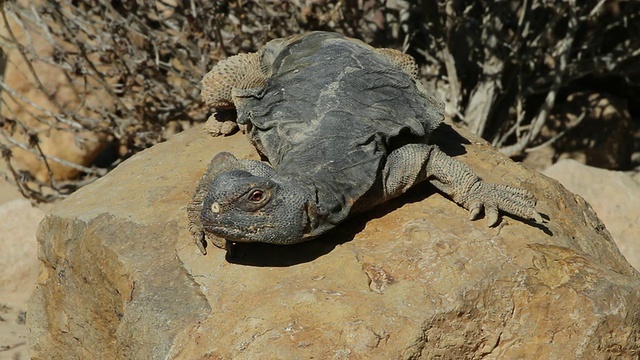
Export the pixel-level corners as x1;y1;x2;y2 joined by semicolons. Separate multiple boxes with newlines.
467;201;499;227
486;207;499;227
238;122;252;134
468;204;482;221
530;208;544;224
196;234;207;255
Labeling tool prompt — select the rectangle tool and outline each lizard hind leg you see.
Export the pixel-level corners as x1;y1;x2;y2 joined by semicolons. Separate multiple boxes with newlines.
374;48;419;80
381;143;542;227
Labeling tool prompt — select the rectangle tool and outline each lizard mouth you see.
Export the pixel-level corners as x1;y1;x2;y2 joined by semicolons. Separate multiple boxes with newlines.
202;223;261;243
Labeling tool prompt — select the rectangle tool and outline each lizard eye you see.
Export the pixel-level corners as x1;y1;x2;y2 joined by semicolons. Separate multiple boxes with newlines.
238;186;272;211
248;189;265;202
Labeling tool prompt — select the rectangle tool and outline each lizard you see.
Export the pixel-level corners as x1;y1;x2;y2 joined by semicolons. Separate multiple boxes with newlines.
188;31;542;254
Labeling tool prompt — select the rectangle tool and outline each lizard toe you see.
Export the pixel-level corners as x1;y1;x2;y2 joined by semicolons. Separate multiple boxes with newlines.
531;209;544;223
468;202;483;221
220;121;239;135
486;207;500;227
204;114;238;137
195;232;207;255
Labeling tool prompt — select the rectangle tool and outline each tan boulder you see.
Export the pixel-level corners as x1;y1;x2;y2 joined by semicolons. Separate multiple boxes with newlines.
28;125;640;359
543;159;640;270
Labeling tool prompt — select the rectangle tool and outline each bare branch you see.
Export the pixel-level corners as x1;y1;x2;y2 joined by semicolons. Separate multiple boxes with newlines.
0;129;107;176
499;4;579;157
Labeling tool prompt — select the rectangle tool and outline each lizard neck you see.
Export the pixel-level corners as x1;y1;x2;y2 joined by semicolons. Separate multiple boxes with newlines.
275;173;352;239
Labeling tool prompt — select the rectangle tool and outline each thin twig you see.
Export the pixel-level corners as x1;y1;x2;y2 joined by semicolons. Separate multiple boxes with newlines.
589;0;608;18
0;129;107;176
500;4;578;157
525;111;587;153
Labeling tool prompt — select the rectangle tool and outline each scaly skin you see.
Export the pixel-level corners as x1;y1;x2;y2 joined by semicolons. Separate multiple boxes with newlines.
190;32;542;254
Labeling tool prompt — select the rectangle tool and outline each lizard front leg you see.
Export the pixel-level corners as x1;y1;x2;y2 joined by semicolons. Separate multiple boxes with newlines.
200;51;267;136
382;143;542;226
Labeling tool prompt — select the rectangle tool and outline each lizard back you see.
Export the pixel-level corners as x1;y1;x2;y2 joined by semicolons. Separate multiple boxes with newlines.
236;32;442;226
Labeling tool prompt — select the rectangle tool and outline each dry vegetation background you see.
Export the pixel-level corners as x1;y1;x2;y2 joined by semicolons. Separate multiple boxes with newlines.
0;0;639;202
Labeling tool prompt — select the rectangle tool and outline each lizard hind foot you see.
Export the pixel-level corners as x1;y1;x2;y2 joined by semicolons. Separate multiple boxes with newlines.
466;182;542;227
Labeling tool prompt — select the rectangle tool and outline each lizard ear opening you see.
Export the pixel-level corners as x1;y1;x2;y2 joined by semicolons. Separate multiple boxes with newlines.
302;201;321;236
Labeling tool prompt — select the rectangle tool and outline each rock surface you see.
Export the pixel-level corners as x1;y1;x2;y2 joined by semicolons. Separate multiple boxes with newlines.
543;159;640;270
0;199;42;304
29;125;640;359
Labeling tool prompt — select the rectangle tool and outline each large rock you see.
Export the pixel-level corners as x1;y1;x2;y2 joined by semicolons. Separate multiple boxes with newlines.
29;125;640;359
543;159;640;270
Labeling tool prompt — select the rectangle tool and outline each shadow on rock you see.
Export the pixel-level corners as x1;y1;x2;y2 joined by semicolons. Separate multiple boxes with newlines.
430;123;470;157
225;183;438;267
223;124;552;265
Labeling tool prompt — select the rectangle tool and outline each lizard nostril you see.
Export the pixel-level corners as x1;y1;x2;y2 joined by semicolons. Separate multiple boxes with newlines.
211;202;221;213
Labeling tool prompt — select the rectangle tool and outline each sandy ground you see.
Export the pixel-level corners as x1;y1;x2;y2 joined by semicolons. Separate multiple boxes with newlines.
0;175;41;360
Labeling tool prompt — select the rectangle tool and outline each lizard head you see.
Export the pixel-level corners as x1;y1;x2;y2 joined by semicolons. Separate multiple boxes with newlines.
200;170;314;244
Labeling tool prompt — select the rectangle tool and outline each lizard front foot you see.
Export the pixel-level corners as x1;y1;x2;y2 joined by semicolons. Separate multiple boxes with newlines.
204;113;239;137
204;113;252;137
191;227;229;255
